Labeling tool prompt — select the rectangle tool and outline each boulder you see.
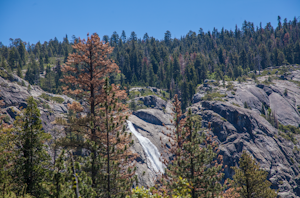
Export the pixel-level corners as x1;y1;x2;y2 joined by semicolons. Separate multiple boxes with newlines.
138;95;167;110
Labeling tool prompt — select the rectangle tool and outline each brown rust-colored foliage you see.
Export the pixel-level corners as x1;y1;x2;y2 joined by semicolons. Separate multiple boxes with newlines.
57;33;136;197
157;95;225;198
96;78;137;197
61;33;120;123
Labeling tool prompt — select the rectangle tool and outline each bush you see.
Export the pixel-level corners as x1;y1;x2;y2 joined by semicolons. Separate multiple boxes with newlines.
52;96;64;103
40;93;51;101
40;93;64;103
129;100;137;111
244;102;251;109
202;92;226;101
3;115;10;123
226;82;235;91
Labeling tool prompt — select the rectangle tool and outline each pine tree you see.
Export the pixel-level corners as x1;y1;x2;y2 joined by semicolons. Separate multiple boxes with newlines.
17;65;23;78
231;151;277;198
60;33;136;196
121;30;127;43
96;78;137;198
14;97;51;197
18;41;26;66
1;56;7;70
8;48;16;71
39;55;44;74
159;96;224;198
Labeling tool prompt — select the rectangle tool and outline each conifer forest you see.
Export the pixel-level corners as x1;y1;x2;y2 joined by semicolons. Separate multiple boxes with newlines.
1;16;300;197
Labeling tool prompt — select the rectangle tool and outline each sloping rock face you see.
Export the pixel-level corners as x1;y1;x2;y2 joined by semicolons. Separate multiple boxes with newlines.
0;74;74;140
190;101;300;197
193;70;300;127
128;106;174;188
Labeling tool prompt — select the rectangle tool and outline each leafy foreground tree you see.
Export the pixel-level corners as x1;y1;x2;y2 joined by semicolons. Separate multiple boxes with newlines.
157;95;225;198
231;151;277;198
13;97;51;197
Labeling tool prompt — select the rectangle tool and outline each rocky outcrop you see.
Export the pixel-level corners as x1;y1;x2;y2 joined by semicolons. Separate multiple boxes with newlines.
193;71;300;127
189;100;300;197
133;108;173;126
0;72;74;135
138;95;167;110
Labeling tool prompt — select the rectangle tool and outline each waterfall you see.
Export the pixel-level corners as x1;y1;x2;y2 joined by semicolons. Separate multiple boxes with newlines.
127;120;164;173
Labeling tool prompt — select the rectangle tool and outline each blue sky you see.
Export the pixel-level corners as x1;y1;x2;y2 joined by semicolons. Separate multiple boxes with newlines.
0;0;299;46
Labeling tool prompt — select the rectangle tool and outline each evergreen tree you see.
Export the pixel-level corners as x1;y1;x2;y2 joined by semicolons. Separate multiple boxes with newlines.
173;55;180;82
259;44;270;69
164;30;172;45
45;54;49;64
14;97;51;197
121;30;127;43
1;56;7;69
159;96;224;198
42;64;55;93
180;80;189;112
0;102;16;196
231;151;277;198
39;55;44;74
111;31;119;45
25;55;40;85
60;33;136;197
17;65;23;78
18;41;26;66
143;33;149;42
96;78;137;198
8;48;16;71
240;49;248;69
129;31;137;42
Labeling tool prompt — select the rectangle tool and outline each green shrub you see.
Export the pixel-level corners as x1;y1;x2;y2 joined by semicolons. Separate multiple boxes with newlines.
226;82;234;91
244;102;251;109
42;103;51;109
129;100;137;111
202;92;226;101
3;115;10;123
40;93;51;101
232;103;240;107
40;93;64;103
52;96;64;103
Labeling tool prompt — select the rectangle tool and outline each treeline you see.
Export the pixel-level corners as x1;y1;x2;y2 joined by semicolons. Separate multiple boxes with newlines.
0;34;278;198
0;16;300;109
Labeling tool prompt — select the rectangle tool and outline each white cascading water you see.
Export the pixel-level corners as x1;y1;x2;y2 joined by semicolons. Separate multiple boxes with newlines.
127;120;164;173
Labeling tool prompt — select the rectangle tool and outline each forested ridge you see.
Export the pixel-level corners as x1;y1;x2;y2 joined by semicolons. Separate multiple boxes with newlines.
1;16;300;109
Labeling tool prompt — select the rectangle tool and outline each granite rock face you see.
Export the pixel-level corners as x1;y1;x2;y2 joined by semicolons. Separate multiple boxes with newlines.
0;72;74;137
190;101;300;197
193;70;300;127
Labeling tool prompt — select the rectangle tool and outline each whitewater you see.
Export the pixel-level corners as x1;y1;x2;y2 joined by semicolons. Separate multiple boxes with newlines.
127;120;164;173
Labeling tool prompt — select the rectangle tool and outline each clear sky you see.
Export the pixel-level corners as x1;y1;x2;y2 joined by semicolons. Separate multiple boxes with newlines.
0;0;299;46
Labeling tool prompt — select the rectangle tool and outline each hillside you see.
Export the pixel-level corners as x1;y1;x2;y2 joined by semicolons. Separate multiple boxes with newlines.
1;65;300;197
